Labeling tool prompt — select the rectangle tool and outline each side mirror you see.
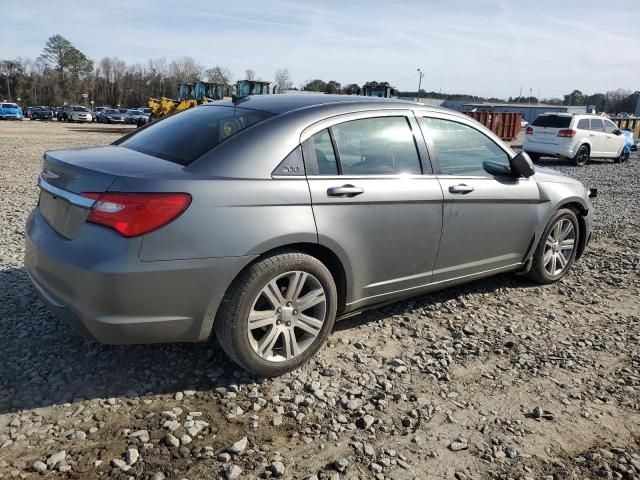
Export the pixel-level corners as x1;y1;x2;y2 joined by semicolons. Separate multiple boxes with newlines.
612;129;622;135
511;151;535;177
483;161;512;177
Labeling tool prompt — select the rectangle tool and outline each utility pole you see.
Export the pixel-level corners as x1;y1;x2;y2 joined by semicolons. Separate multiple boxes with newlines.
518;86;523;103
529;88;533;104
417;68;425;100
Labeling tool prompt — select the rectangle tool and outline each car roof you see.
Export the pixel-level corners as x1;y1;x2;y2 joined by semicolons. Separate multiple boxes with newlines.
204;94;446;115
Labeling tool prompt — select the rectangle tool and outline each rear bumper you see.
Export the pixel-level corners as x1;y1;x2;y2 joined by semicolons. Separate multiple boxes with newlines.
25;209;254;344
524;139;577;158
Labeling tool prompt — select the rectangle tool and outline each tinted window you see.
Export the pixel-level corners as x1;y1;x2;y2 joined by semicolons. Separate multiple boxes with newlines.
273;146;305;176
531;115;571;128
577;119;590;130
423;117;510;176
301;129;339;175
332;117;421;175
590;118;604;132
604;120;618;134
119;106;273;165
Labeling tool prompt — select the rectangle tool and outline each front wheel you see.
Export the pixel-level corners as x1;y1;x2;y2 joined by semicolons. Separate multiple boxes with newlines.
527;208;580;284
573;145;589;166
215;251;337;376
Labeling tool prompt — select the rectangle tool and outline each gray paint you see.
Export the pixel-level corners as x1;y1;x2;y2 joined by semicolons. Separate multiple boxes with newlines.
25;94;593;345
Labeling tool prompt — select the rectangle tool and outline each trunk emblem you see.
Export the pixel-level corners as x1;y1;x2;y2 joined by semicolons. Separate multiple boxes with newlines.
41;168;60;180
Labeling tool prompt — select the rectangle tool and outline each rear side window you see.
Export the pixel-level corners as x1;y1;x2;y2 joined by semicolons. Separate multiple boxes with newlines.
531;115;571;128
576;119;590;130
119;106;273;165
590;118;604;132
332;117;421;175
302;129;339;175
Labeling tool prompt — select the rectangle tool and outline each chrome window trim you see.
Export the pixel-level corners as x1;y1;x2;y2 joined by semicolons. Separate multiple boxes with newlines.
38;177;95;209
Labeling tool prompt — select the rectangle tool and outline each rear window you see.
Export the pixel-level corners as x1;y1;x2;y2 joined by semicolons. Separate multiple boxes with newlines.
531;115;571;128
2;103;18;109
118;105;273;165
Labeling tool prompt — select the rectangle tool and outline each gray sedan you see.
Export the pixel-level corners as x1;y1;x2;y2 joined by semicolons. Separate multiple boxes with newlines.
25;95;593;376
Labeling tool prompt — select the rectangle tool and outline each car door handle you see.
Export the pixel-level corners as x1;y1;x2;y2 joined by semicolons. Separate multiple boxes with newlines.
327;185;364;197
449;184;475;194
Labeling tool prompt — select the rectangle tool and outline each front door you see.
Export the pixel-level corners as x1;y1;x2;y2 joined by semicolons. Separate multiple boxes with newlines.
419;114;541;284
302;112;443;309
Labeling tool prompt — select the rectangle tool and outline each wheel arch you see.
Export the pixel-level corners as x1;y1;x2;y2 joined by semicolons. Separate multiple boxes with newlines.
556;201;589;259
211;242;348;337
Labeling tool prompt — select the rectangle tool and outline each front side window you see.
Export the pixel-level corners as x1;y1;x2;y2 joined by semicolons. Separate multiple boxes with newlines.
590;118;604;132
423;117;510;176
331;117;421;175
604;120;618;134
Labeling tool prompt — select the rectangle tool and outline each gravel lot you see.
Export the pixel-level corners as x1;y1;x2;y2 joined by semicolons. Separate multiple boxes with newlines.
0;120;639;480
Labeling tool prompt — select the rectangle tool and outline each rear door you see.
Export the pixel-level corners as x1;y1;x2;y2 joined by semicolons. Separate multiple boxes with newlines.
302;111;443;309
419;113;541;283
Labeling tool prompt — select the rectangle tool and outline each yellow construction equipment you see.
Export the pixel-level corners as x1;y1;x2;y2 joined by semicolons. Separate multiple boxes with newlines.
147;80;272;119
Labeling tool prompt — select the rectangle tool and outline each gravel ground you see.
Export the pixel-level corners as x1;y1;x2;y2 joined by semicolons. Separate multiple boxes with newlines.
0;120;639;480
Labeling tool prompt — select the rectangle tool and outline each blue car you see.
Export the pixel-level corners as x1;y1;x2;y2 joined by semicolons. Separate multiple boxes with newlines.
0;103;24;120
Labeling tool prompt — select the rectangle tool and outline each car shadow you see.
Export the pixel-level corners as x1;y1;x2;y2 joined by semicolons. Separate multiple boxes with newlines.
0;265;537;414
534;157;614;167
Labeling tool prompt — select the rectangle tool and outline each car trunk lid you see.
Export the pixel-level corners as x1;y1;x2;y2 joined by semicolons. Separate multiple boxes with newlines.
37;145;185;239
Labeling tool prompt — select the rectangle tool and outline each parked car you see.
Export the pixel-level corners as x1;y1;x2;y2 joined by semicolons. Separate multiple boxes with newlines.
97;109;125;123
524;113;627;166
124;109;149;124
0;103;24;120
93;107;108;122
66;106;92;123
29;106;54;121
25;95;594;376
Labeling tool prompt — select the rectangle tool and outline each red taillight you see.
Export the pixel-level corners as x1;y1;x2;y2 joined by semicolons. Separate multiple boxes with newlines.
525;126;533;135
557;129;576;137
81;192;191;237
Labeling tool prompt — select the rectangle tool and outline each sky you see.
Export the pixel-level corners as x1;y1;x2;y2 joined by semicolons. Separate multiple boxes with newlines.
1;0;638;99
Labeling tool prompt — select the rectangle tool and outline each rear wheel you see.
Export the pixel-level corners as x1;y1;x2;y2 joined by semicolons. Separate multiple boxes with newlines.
527;208;579;284
215;251;337;376
573;145;589;166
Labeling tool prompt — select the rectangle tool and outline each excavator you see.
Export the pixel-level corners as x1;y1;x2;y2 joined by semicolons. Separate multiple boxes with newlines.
147;80;271;120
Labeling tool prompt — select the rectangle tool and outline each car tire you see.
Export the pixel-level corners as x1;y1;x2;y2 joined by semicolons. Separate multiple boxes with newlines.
215;251;338;376
614;150;628;164
573;145;589;166
527;208;580;285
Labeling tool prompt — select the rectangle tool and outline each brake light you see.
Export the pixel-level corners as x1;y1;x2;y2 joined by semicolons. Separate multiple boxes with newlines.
557;129;576;137
525;127;533;135
81;192;191;237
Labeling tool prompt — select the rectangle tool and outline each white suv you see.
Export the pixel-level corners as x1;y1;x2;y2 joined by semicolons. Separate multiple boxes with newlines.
524;113;627;166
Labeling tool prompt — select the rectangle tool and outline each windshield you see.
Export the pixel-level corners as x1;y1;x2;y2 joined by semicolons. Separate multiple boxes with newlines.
73;106;89;112
104;109;118;114
2;103;18;109
118;105;273;165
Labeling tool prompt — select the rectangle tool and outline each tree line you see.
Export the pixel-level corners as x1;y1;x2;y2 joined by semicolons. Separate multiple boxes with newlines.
1;35;638;115
0;35;295;107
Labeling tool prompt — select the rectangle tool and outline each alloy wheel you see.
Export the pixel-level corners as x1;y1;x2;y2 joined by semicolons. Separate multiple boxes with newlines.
247;271;327;363
543;218;575;276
